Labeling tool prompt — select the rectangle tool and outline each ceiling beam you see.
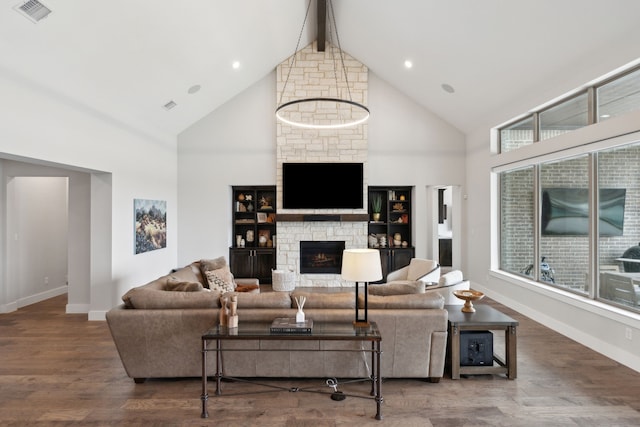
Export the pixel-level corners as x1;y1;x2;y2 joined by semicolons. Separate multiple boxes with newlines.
317;0;326;52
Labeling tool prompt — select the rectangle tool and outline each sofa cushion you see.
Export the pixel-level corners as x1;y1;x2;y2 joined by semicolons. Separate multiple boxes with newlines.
369;281;425;296
125;288;220;309
291;291;355;309
169;266;201;284
227;291;292;308
204;269;235;293
364;292;444;309
439;270;464;286
165;278;204;292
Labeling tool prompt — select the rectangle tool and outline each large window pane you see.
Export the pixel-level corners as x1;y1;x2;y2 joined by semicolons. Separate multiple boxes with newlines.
539;93;589;141
540;156;589;292
597;68;640;122
500;116;534;153
500;167;534;277
598;143;640;310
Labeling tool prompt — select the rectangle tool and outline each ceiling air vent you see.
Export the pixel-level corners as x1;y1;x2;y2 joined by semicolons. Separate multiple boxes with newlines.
163;101;177;111
13;0;52;23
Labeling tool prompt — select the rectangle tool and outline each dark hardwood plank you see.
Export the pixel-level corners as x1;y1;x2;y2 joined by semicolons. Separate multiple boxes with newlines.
0;295;639;426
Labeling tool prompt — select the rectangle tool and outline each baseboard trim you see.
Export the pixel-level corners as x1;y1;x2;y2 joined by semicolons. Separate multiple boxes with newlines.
66;303;90;314
17;286;67;308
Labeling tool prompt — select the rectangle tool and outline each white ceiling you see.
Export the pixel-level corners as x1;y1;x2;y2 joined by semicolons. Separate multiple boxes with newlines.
2;0;640;142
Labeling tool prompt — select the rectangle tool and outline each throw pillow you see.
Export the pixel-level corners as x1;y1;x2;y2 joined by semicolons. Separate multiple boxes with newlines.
205;269;235;293
165;278;203;292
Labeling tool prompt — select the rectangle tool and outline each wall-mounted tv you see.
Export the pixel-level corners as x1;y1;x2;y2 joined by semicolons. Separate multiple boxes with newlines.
282;162;363;209
541;188;625;236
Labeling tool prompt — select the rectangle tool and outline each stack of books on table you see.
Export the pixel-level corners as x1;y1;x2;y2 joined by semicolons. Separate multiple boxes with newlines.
270;318;313;334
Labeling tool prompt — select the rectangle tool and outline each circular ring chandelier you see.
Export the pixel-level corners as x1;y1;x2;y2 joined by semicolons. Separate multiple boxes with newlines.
275;0;370;130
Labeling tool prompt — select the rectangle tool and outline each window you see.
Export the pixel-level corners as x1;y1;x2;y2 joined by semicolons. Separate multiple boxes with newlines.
539;156;590;294
597;143;640;310
539;93;589;141
597;67;640;122
500;167;534;277
500;116;534;153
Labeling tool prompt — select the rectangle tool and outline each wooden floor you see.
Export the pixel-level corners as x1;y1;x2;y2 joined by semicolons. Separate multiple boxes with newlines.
1;296;640;427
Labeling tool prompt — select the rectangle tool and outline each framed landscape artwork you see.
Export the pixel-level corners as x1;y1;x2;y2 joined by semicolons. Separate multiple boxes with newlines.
134;199;167;254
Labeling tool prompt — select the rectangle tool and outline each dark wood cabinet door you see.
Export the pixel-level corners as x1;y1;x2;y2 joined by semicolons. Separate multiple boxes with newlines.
253;249;276;284
229;248;275;284
390;248;414;272
229;248;253;279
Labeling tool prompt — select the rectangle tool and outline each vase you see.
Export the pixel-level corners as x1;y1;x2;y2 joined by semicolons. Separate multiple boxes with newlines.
372;213;381;221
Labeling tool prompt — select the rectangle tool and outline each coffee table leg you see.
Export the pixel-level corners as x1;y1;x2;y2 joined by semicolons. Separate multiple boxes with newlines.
507;325;517;379
375;340;383;420
201;339;208;418
450;323;460;379
215;339;222;395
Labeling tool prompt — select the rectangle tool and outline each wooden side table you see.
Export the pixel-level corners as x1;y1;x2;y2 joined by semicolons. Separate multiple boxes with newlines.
445;304;518;379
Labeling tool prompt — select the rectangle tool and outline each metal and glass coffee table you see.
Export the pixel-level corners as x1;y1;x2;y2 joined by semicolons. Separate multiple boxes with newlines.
201;321;383;420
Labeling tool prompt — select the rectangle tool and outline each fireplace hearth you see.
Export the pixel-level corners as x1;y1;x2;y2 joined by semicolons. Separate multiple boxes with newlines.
300;241;345;274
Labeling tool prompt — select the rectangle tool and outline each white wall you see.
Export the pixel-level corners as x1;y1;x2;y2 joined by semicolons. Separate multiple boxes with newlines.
177;70;466;266
0;66;178;319
7;176;68;305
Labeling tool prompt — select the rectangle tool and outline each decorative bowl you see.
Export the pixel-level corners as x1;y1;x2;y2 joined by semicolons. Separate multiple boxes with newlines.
452;290;485;313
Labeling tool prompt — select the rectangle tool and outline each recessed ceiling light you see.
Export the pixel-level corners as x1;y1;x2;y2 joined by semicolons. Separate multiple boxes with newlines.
404;60;413;69
441;83;455;94
232;61;241;70
187;84;201;94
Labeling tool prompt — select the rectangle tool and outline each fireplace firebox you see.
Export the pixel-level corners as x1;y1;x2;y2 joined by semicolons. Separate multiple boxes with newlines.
300;241;345;274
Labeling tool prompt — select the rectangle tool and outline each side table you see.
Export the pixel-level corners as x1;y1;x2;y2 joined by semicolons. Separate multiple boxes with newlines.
445;304;518;379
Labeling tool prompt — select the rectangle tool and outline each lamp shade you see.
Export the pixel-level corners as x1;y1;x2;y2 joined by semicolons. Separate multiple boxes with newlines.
341;249;382;282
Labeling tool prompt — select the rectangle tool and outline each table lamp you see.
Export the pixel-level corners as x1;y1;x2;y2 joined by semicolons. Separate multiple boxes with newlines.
341;248;382;327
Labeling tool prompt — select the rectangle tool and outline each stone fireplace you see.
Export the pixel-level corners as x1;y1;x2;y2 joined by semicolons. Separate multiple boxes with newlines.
275;41;369;287
299;241;345;274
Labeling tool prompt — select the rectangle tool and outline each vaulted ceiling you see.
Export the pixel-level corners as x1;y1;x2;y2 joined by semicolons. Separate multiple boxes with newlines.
2;0;640;142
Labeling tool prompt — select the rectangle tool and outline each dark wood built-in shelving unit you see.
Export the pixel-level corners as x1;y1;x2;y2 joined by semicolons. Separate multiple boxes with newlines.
368;186;415;282
229;186;276;284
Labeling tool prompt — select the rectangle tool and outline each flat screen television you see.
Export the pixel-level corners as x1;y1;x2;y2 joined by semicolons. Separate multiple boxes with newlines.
541;188;625;236
282;162;363;209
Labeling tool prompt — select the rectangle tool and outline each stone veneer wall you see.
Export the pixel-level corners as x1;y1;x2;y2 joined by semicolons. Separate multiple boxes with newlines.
276;42;368;287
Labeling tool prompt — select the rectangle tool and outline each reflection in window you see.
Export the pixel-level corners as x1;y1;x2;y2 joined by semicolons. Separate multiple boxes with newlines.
597;68;640;122
500;167;534;277
500;116;534;153
598;143;640;310
539;93;589;141
540;156;589;293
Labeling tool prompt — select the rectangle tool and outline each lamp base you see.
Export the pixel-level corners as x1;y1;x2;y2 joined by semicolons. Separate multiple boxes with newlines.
353;320;370;328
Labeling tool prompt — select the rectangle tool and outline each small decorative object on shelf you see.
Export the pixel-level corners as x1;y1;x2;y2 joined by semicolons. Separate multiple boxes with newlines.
371;194;382;222
453;290;485;313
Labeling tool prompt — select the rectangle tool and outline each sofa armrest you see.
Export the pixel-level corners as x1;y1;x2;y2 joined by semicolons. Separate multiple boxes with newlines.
417;265;441;284
386;265;409;282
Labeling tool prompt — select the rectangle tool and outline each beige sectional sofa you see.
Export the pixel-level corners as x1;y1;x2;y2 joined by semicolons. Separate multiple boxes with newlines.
106;258;450;383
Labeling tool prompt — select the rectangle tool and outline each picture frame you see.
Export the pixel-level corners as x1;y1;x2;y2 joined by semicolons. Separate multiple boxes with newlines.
257;212;267;223
134;199;167;254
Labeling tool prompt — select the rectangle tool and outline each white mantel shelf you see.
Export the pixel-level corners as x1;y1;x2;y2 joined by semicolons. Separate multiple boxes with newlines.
276;213;369;222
